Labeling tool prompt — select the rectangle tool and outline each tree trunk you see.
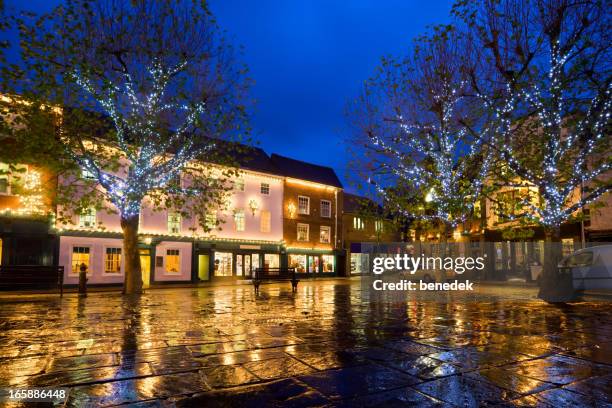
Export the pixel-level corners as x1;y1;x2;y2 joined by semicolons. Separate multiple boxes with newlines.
537;225;574;302
121;214;143;295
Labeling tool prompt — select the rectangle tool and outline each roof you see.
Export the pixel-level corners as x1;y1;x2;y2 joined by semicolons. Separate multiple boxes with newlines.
207;141;278;175
343;193;380;214
270;154;343;188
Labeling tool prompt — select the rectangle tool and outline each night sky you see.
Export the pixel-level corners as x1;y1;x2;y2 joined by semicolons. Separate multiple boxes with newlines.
5;0;453;192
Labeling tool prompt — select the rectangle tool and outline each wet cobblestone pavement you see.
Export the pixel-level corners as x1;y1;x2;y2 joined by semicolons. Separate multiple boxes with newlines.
0;280;611;407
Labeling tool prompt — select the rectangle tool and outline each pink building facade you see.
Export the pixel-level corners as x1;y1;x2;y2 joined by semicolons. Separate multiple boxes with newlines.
57;148;285;286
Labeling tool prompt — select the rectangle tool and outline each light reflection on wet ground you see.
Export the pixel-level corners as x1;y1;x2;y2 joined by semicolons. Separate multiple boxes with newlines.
0;280;611;407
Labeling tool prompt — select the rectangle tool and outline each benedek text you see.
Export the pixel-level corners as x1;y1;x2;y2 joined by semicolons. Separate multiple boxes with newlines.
373;279;474;291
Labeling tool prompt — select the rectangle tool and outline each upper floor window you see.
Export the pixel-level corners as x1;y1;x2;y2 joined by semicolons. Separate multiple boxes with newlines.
375;220;384;233
79;207;97;228
260;210;271;233
0;163;9;195
297;223;309;241
298;196;310;215
168;212;181;234
104;247;122;274
81;168;96;180
320;226;331;243
496;190;518;222
235;179;245;192
234;209;245;232
260;182;270;195
320;200;331;218
205;212;217;231
0;176;8;195
353;217;365;231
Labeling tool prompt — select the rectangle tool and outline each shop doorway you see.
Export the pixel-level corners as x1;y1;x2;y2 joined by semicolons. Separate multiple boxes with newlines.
139;249;151;288
198;254;210;281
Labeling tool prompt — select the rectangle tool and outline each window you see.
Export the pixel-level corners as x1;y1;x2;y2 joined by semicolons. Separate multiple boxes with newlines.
214;252;233;276
0;163;9;194
375;220;384;233
260;183;270;195
166;249;180;273
308;255;320;273
71;246;90;274
496;190;519;222
234;209;245;231
81;168;96;180
320;226;331;243
79;208;97;228
104;248;122;274
0;176;8;194
260;210;271;233
353;217;365;230
289;254;307;273
298;196;310;215
168;212;181;234
562;238;575;257
235;179;245;192
205;212;217;231
322;255;335;272
351;253;369;275
563;251;593;267
297;223;309;241
264;254;279;269
320;200;331;217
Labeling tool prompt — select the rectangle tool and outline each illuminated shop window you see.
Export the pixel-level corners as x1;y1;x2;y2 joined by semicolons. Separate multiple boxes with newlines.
166;249;180;273
214;252;233;276
322;255;335;272
71;246;90;274
289;254;307;273
264;253;279;269
104;247;122;274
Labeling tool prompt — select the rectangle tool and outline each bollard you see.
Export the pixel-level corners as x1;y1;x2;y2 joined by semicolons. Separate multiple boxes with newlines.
78;263;88;296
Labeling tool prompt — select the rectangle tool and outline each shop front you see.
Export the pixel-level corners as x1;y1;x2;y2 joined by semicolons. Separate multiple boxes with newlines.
285;250;337;276
195;241;282;281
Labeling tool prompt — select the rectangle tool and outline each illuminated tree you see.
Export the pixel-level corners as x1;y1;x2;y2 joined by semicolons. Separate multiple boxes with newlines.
454;0;611;301
2;0;249;294
350;27;490;239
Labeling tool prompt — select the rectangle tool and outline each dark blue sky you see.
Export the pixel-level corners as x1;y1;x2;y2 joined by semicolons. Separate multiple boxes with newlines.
6;0;453;192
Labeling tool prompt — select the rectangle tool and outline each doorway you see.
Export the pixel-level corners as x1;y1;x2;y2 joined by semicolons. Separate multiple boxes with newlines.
139;249;151;288
198;254;210;281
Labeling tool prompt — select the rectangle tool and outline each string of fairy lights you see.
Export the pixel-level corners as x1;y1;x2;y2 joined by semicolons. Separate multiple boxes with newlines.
368;80;489;229
69;58;214;220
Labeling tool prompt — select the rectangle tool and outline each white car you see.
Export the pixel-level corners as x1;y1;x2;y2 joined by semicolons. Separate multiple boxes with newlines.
559;244;612;291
